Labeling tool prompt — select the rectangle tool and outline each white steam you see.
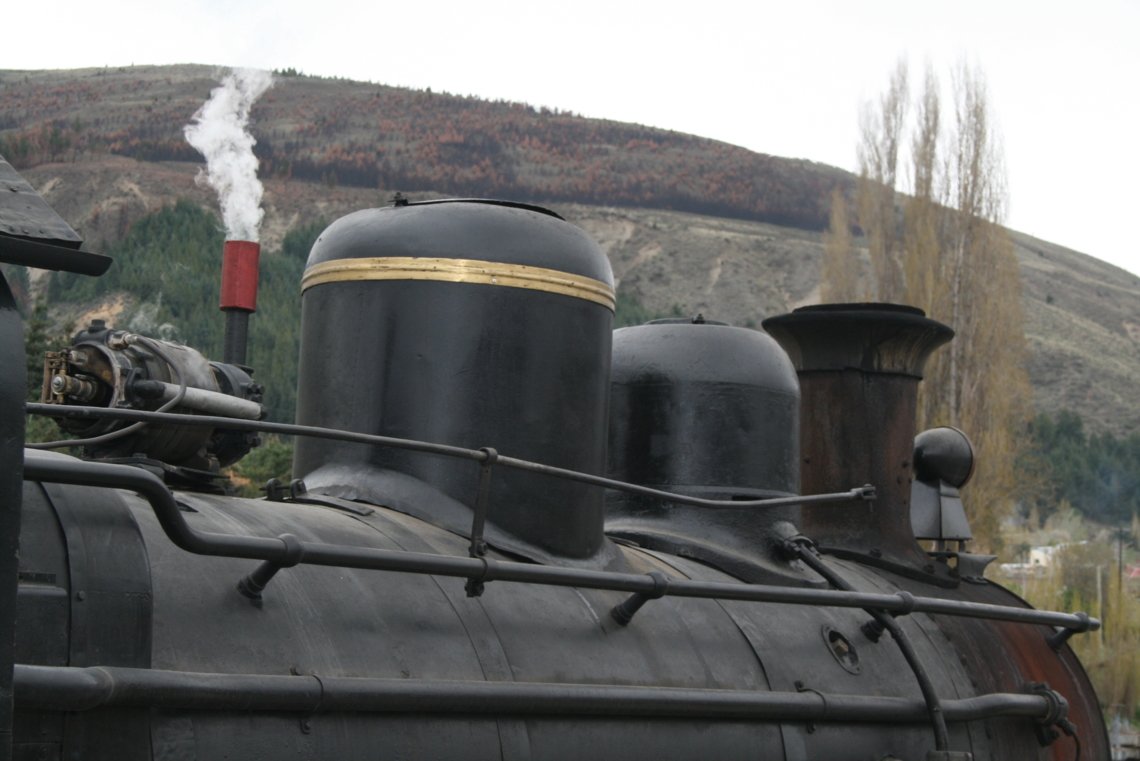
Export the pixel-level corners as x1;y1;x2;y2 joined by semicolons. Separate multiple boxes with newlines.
184;68;274;241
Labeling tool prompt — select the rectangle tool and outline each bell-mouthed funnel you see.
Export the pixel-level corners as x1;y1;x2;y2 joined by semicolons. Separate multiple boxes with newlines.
762;303;953;572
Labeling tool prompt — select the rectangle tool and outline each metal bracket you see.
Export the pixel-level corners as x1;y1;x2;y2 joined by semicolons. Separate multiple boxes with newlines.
465;447;497;597
264;479;375;516
236;533;305;605
793;681;824;734
1046;611;1092;651
1023;681;1070;748
264;478;307;502
861;591;916;643
610;571;670;626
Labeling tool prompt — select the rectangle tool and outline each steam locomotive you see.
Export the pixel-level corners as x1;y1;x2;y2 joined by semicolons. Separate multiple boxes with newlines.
0;158;1109;760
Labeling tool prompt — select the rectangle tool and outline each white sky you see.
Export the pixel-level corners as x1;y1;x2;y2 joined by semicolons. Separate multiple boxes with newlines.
5;0;1139;276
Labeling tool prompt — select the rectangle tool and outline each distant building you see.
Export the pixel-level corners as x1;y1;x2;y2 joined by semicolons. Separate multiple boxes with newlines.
1110;715;1140;760
1029;545;1062;567
999;542;1090;583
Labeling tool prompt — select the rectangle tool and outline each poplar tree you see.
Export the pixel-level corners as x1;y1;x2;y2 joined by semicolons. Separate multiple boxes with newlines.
855;60;909;300
819;187;858;302
901;66;944;320
821;61;1031;553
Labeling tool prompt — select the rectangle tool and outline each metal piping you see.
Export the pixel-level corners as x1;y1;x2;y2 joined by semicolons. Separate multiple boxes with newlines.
222;311;250;367
25;402;870;511
149;381;262;419
21;452;1099;633
13;664;1068;726
789;540;950;751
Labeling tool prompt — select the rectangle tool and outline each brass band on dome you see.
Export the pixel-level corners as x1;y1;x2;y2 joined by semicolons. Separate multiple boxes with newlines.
302;256;616;311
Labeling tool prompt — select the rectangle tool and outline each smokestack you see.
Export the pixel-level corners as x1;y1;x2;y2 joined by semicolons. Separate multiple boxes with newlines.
762;304;953;572
219;239;260;365
184;68;272;367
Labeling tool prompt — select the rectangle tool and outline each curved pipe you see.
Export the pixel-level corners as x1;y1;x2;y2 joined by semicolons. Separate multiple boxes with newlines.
790;543;950;750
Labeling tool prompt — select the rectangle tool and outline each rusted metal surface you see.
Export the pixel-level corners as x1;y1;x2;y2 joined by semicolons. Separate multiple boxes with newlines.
908;576;1109;760
763;304;955;576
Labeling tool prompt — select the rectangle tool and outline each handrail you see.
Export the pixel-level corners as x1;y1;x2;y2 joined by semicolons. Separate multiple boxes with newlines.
12;663;1069;725
26;403;872;511
22;451;1100;633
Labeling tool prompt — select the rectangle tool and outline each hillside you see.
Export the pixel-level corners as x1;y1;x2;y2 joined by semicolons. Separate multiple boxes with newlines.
2;65;1138;437
0;65;846;230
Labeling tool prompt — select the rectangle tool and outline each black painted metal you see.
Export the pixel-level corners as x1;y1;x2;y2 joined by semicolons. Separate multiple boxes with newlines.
0;159;113;761
221;310;249;367
293;200;614;561
610;570;669;625
0;274;24;761
913;427;975;487
235;533;304;604
66;475;793;760
606;318;807;583
13;664;1067;724
19;401;1105;756
0;234;111;275
39;481;152;761
0;157;82;248
789;539;951;751
12;484;70;669
464;445;497;597
608;318;800;500
0;156;110;275
468;446;497;558
7;470;1084;759
19;451;1100;632
0;168;1111;758
36;484;152;669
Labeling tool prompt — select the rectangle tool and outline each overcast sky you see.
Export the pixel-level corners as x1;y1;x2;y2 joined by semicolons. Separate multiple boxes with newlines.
5;0;1139;276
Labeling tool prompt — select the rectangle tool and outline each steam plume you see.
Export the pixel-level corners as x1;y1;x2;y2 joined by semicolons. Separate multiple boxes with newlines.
184;68;274;241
